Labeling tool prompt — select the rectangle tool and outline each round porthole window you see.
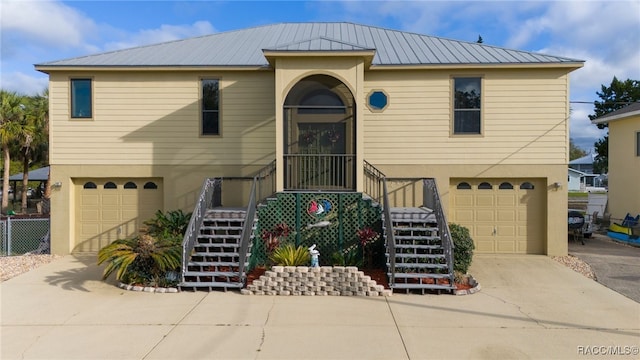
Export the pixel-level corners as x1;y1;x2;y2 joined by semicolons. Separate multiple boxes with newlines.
367;90;388;112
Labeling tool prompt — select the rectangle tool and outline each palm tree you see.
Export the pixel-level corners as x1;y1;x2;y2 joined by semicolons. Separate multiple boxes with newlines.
0;90;27;214
21;90;49;212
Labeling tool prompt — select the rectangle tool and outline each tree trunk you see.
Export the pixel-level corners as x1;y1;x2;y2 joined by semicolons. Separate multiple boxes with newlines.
21;148;30;214
2;144;10;214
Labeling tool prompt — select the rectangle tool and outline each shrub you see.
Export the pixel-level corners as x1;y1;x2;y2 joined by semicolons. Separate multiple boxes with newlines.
330;245;363;267
269;243;310;266
449;223;475;274
143;209;192;239
97;233;182;284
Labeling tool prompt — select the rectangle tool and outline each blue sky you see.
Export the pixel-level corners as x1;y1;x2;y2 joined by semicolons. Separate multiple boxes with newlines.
2;0;639;151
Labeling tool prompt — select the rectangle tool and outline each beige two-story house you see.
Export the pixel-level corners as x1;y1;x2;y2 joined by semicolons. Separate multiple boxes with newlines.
36;23;582;275
592;102;640;220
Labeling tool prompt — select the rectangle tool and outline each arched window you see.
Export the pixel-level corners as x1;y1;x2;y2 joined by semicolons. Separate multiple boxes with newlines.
456;182;471;190
520;182;535;190
143;182;158;189
478;182;492;190
297;89;346;114
124;182;137;189
83;182;97;189
104;182;117;189
499;182;514;190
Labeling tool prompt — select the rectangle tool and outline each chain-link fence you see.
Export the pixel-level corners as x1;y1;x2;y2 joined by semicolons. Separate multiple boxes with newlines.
0;217;50;255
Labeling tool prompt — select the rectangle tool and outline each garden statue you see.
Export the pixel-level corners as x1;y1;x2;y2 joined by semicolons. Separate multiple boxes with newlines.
309;244;320;267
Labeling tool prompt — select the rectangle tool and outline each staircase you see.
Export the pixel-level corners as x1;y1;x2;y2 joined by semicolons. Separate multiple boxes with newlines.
384;207;455;294
181;208;256;291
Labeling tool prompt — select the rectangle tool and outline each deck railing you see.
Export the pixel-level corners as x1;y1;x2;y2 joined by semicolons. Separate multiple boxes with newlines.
284;154;355;191
181;178;221;282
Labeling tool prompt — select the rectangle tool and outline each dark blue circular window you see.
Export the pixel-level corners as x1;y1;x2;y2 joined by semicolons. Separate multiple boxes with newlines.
367;90;388;111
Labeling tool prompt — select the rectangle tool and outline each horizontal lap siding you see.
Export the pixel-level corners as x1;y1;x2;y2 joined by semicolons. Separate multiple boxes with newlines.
49;72;275;165
363;69;569;165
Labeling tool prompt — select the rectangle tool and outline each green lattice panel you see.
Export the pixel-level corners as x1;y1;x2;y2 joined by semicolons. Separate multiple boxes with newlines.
249;192;382;269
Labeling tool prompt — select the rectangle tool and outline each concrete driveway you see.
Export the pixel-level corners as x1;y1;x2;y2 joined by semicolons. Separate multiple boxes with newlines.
1;253;639;359
570;233;640;303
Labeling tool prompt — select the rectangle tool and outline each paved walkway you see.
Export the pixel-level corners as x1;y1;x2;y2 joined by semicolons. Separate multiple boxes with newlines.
1;254;639;359
570;233;640;303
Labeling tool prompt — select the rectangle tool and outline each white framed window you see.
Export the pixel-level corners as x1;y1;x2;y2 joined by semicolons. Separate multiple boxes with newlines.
453;77;481;135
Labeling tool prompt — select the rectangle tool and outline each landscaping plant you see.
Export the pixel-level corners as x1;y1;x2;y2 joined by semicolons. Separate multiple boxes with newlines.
449;223;475;274
269;243;310;266
97;209;190;287
97;233;182;285
143;209;192;238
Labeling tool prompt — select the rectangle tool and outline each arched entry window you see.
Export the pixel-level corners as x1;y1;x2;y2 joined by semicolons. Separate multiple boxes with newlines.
283;74;355;191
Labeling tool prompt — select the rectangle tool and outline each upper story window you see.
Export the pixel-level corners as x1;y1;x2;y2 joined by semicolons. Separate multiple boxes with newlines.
71;79;92;118
453;77;481;135
202;79;220;135
636;131;640;157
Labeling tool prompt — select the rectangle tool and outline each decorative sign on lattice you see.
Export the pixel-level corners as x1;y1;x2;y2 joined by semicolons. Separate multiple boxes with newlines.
249;192;382;269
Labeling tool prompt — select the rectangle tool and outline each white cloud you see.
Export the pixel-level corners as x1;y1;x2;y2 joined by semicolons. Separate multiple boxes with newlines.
103;21;215;51
1;71;49;95
1;0;97;50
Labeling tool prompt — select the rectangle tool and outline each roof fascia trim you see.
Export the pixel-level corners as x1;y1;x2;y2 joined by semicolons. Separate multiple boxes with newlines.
368;62;584;70
34;65;273;73
591;110;640;124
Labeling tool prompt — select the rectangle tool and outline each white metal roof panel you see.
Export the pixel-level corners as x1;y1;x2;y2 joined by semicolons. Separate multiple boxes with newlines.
36;22;583;68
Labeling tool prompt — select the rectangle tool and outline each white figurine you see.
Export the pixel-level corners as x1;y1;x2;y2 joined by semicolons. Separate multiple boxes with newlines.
308;244;320;267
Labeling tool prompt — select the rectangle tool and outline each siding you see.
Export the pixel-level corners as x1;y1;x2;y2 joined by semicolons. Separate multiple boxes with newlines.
49;71;276;165
363;68;570;165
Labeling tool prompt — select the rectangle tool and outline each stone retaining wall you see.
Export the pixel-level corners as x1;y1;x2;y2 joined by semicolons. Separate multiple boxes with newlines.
241;266;392;296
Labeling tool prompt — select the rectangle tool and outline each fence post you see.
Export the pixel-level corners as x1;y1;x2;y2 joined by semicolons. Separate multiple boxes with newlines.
7;216;12;256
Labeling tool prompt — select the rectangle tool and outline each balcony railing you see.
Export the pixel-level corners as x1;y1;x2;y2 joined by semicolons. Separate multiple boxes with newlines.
284;154;355;191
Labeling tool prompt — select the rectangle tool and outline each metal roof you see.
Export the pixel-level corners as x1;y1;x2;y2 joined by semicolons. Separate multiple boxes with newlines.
569;154;595;166
36;22;583;68
7;166;50;182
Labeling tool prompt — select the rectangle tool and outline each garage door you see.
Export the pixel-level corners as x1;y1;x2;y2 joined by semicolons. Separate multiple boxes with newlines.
75;178;163;252
450;179;546;254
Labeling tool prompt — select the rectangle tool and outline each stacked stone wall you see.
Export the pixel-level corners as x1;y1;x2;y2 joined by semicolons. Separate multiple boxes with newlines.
241;266;392;296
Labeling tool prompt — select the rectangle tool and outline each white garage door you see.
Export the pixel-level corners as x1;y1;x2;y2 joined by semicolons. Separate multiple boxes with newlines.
75;178;163;252
450;179;546;254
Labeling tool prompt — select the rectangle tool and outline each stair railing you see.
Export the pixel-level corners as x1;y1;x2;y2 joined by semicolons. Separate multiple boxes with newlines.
382;178;396;287
238;176;258;282
364;160;385;203
181;177;222;283
423;178;455;284
255;159;276;203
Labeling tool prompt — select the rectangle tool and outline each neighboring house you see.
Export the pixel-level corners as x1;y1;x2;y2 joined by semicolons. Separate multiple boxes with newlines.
567;168;597;191
35;22;583;258
569;153;596;181
592;102;640;220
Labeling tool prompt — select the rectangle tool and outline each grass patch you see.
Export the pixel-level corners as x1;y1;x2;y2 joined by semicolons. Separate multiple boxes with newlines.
568;192;588;199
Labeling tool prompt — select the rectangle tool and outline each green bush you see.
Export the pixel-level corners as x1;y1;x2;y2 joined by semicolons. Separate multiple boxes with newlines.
144;209;192;239
449;223;475;274
269;243;310;266
97;233;181;284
